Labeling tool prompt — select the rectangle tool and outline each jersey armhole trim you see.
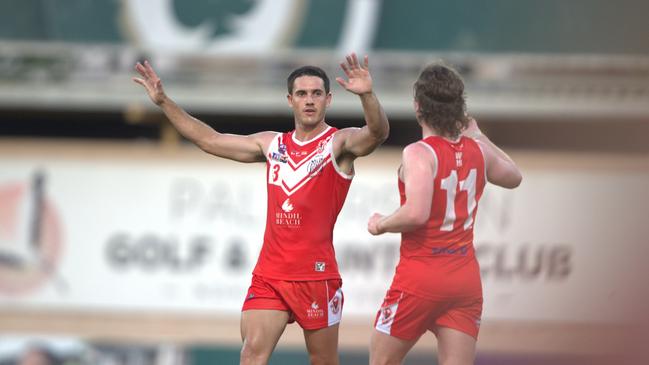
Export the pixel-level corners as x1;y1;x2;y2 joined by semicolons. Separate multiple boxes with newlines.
264;133;282;163
416;141;438;180
330;132;354;180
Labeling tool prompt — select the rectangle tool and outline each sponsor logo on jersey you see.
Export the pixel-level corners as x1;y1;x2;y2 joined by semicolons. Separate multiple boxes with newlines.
431;245;469;256
307;301;324;319
281;198;294;213
307;155;326;176
455;152;463;167
269;151;288;163
315;261;325;272
276;199;301;227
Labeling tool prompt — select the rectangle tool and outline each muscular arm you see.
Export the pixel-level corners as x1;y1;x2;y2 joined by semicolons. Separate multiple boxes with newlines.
368;143;435;235
463;117;522;189
133;61;273;163
334;54;389;160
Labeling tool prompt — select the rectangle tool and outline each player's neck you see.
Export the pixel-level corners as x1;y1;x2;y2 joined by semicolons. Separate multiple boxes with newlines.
294;121;328;142
421;125;461;143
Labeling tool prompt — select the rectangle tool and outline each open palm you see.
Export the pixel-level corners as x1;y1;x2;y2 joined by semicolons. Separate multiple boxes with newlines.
336;53;373;95
133;60;167;105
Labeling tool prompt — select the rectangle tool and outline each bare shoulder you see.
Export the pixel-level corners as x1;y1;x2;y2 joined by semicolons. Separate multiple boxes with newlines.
253;130;279;144
403;141;432;160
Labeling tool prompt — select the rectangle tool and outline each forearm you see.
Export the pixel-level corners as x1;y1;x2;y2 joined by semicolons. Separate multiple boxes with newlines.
469;131;516;165
470;132;522;188
377;206;426;234
159;97;218;145
359;92;389;141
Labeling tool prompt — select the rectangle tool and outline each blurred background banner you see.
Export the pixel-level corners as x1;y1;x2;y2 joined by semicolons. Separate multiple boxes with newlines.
1;1;649;364
0;151;646;325
2;0;649;54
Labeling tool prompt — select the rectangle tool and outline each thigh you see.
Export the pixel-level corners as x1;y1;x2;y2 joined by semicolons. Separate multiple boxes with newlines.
282;279;344;330
432;296;482;340
240;309;290;356
303;323;340;365
369;330;418;365
435;326;476;365
375;289;437;341
242;275;291;313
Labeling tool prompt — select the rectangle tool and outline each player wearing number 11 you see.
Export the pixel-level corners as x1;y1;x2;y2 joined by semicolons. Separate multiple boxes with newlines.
367;64;522;365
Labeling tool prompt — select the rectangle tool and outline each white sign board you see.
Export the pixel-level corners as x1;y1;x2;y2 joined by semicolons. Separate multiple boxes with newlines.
1;155;647;324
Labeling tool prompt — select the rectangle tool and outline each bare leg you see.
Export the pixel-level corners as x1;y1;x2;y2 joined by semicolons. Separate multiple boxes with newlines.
303;323;340;365
369;330;419;365
240;309;290;365
435;326;476;365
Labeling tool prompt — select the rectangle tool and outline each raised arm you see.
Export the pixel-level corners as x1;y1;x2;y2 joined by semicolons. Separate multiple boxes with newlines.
133;61;274;163
462;117;522;189
368;143;435;235
334;53;389;159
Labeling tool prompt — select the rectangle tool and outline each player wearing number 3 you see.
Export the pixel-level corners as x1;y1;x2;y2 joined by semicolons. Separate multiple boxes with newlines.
134;53;388;365
367;64;522;365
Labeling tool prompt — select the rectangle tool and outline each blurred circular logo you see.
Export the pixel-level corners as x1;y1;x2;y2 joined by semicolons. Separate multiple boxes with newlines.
124;0;308;52
0;173;63;295
123;0;381;53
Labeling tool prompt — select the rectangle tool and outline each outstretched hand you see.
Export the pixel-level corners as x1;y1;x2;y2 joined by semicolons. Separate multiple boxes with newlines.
133;60;167;106
336;53;373;96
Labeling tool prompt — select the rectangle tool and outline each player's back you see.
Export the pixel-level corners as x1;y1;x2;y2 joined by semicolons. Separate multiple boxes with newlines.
391;135;486;299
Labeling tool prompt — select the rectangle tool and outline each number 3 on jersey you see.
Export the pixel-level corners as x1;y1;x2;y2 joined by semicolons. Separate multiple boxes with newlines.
270;164;280;183
440;169;477;231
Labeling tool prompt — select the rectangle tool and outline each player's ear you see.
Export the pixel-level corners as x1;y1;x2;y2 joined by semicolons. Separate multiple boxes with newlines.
326;92;332;107
287;93;293;107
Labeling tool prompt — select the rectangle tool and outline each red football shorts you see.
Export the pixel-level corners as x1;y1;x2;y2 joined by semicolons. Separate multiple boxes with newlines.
242;275;344;330
374;288;482;340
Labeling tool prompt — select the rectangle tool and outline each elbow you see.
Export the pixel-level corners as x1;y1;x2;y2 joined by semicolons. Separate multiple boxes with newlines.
369;118;390;144
378;120;390;143
505;171;523;189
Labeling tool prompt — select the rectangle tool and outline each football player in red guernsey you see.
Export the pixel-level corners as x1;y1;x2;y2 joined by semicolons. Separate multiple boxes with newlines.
134;53;389;365
367;64;522;365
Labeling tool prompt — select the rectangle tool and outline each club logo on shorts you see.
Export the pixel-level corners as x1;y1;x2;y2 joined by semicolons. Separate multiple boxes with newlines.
330;295;340;314
307;301;324;319
379;302;398;326
381;308;392;324
314;262;325;272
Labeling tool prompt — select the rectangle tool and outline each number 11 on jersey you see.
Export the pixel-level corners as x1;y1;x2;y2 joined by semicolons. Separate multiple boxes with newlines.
440;169;477;231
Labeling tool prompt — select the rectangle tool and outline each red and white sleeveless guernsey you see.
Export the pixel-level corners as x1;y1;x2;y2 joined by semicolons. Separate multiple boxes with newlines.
252;126;353;281
391;135;486;299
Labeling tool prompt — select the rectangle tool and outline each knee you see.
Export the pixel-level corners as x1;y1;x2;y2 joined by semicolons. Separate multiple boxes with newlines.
240;337;271;365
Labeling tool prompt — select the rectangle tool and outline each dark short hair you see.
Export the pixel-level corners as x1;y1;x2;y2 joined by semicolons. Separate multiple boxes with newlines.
414;63;468;139
287;66;330;94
